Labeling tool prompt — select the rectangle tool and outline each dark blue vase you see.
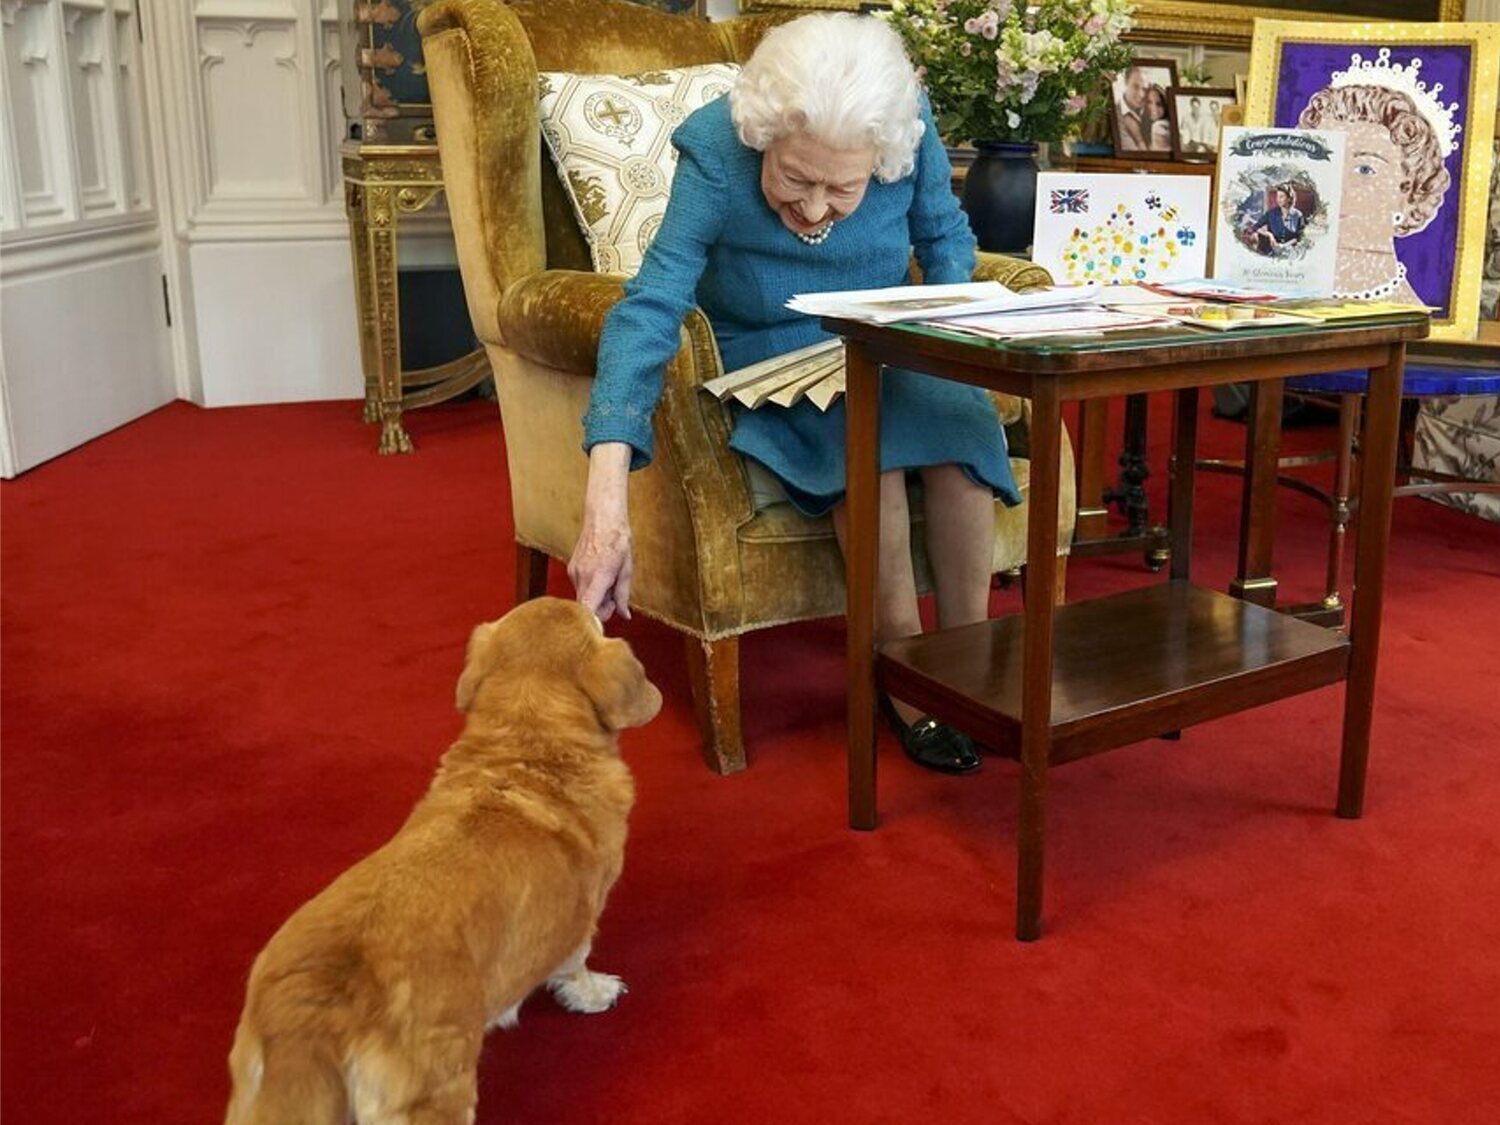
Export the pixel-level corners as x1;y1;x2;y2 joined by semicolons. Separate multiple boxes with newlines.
960;141;1040;254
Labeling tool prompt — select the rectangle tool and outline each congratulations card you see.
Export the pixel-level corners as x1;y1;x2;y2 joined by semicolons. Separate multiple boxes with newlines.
1212;127;1346;295
1031;172;1211;287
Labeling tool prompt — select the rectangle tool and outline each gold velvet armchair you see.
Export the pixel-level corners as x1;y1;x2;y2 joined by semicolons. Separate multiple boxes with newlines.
418;0;1076;774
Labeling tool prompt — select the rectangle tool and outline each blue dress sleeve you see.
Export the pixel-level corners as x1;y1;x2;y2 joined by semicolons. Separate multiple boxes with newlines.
582;128;729;470
908;101;977;287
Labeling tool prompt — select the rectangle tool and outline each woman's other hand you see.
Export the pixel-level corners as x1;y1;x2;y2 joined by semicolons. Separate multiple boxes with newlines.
569;443;635;622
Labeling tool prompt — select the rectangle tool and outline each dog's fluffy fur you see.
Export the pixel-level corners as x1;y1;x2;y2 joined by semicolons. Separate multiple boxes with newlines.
224;598;661;1125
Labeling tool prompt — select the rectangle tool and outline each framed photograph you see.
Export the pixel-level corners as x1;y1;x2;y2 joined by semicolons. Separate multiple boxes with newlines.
1109;59;1179;160
1246;20;1500;339
1167;87;1235;163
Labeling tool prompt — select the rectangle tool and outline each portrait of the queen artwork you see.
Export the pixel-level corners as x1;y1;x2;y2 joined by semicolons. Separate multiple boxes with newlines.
1246;21;1500;340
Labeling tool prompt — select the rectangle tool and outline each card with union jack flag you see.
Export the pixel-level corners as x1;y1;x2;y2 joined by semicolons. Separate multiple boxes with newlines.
1049;188;1090;214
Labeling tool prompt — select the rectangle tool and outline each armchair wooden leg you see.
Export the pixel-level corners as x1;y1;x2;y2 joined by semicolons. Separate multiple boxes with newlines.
515;543;550;605
684;635;747;775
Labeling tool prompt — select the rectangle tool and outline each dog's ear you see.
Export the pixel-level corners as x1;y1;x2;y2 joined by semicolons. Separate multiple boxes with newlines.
578;638;662;731
455;621;501;712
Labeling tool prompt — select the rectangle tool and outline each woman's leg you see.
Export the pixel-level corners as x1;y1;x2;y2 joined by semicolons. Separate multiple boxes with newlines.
833;469;923;724
918;463;995;630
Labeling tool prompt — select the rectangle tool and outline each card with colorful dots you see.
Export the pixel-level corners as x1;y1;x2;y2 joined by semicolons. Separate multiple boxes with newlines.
1031;173;1211;290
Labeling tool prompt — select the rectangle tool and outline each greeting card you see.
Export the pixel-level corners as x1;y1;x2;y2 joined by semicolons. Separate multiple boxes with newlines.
1211;127;1346;295
1031;173;1211;287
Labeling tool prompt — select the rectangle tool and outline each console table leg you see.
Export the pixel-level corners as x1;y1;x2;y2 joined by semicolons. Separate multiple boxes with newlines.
846;342;882;831
1338;348;1405;818
1231;378;1284;606
1017;381;1062;942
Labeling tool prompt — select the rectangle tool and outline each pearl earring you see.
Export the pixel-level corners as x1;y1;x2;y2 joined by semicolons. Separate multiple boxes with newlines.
1392;211;1405;225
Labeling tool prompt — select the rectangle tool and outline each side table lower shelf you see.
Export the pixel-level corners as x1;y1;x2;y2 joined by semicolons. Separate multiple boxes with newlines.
878;582;1350;764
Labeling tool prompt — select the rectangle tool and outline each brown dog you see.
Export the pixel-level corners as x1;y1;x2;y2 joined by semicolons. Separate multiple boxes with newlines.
224;598;661;1124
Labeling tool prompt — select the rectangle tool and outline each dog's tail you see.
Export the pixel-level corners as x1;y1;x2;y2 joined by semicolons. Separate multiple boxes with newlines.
224;1018;347;1125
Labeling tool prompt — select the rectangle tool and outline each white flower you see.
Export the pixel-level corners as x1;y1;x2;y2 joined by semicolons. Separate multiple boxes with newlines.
1006;110;1021;129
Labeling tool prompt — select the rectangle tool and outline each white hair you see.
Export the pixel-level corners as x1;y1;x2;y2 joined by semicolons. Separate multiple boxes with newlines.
730;13;925;184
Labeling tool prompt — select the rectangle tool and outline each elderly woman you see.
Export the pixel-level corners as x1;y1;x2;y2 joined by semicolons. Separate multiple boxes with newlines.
569;14;1020;775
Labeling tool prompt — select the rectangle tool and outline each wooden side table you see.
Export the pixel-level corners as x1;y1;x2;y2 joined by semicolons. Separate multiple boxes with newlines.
829;313;1430;941
341;141;491;454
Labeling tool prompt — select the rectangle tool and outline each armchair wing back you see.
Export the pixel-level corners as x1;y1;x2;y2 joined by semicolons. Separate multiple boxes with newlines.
418;0;1076;775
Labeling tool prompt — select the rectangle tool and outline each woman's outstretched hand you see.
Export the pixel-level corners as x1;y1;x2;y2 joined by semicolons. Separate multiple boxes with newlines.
569;443;634;622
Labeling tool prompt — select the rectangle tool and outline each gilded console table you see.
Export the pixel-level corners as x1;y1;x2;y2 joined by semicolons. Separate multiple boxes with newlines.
341;141;491;454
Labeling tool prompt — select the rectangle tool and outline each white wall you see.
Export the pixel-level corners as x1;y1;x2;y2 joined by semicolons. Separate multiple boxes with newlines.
147;0;364;407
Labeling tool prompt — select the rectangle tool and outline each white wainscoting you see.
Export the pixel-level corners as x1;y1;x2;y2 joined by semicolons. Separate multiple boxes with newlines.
1;0;171;476
189;237;361;406
148;0;366;407
1;226;173;473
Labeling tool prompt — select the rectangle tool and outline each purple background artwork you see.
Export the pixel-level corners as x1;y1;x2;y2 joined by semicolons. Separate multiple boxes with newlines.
1272;40;1474;317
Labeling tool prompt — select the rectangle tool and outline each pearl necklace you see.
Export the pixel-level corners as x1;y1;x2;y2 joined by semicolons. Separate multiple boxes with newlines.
794;220;835;246
1333;261;1407;302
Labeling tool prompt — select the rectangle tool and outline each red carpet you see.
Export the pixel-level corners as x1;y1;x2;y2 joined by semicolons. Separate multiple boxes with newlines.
4;395;1499;1124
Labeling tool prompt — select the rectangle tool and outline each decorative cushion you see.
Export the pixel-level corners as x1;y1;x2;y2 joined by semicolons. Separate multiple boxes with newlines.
538;63;740;276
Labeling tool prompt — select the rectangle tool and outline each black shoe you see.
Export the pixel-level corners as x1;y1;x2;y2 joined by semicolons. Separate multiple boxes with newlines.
878;695;981;775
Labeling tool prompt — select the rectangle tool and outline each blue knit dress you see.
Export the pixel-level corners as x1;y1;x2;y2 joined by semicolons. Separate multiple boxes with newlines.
582;96;1020;518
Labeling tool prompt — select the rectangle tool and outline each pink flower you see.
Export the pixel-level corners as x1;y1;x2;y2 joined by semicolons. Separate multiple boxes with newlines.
1084;15;1106;34
959;41;973;57
1064;94;1088;114
1071;58;1087;73
963;16;981;33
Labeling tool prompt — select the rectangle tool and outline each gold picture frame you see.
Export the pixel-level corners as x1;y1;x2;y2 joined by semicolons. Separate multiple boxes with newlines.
1245;19;1500;340
1128;2;1465;48
737;2;1467;48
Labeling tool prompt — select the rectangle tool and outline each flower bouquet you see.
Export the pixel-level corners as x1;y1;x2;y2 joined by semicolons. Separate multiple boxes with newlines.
883;0;1136;146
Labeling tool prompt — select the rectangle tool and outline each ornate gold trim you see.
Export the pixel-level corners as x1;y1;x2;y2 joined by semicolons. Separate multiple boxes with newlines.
1128;2;1464;48
737;2;1466;48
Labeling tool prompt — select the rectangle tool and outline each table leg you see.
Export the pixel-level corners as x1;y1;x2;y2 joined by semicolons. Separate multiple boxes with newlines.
1017;380;1062;942
846;341;882;831
1110;394;1155;546
344;182;380;424
365;184;413;455
1338;347;1405;819
1323;394;1359;615
1169;386;1199;583
1230;378;1284;607
1074;397;1110;540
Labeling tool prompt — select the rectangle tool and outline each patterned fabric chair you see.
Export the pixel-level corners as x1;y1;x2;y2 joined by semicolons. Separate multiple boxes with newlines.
1409;138;1500;524
417;0;1075;773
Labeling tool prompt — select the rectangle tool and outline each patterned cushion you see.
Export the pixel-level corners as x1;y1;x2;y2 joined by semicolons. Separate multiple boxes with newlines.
538;63;740;276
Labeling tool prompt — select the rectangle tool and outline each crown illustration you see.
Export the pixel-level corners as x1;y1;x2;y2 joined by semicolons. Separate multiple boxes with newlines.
1329;48;1461;159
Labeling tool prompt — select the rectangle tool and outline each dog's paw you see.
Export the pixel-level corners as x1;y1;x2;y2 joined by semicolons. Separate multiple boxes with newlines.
551;971;627;1015
487;1003;522;1031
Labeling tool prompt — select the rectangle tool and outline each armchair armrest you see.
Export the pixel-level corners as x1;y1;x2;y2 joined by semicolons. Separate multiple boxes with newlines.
973;251;1053;292
499;270;626;376
498;270;757;630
